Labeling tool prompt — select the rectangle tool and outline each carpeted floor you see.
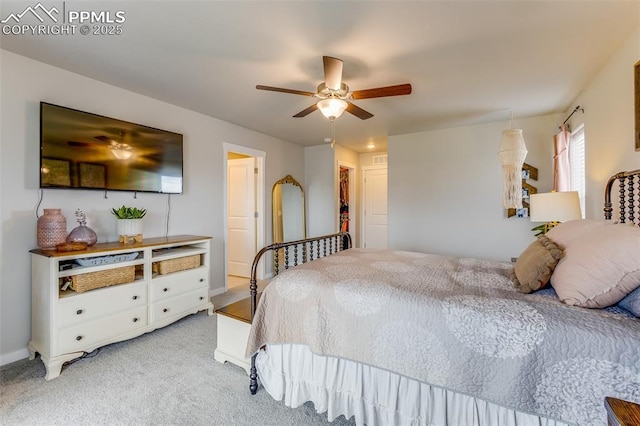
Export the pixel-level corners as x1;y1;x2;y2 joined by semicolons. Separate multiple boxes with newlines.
0;306;355;425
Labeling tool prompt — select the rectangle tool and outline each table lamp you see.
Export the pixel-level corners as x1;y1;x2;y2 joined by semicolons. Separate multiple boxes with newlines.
530;191;582;234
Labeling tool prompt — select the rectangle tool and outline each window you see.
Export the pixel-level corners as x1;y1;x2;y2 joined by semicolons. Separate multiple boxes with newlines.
569;125;585;217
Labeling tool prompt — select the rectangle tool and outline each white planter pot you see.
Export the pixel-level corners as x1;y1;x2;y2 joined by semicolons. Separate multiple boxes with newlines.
117;219;143;243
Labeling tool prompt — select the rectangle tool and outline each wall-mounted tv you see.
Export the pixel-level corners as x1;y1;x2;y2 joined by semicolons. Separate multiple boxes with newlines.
40;102;183;194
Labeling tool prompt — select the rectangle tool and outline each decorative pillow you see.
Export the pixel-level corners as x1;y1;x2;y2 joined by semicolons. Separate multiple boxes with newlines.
550;224;640;308
545;219;611;250
514;236;564;293
618;286;640;317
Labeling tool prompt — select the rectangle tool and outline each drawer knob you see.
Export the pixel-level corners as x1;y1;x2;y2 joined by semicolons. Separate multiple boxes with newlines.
133;317;139;323
199;278;204;282
76;309;83;315
163;288;168;292
76;335;83;341
163;308;168;313
199;296;204;301
132;295;138;300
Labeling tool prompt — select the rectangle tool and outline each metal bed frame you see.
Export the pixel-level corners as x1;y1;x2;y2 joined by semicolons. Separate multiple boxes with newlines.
248;231;352;394
604;169;640;225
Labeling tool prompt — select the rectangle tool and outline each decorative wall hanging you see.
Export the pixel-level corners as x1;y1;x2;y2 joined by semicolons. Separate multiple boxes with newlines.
508;163;538;218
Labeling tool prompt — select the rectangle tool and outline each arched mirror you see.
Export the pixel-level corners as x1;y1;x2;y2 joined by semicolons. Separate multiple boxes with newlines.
272;175;306;243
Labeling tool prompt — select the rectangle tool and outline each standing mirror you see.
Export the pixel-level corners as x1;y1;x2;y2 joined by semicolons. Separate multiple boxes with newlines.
272;175;306;243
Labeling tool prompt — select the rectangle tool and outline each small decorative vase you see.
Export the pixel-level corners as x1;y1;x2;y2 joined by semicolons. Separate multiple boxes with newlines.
37;209;67;250
67;224;98;246
117;219;143;243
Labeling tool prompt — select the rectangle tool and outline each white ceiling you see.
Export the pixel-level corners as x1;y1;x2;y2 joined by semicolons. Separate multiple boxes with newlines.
1;1;638;152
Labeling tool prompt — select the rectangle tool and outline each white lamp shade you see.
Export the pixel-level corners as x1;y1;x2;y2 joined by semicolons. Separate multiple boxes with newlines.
530;191;582;222
317;98;348;119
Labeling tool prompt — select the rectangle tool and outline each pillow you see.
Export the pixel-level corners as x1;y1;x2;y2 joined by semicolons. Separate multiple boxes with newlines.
618;286;640;317
514;236;564;293
545;219;611;249
550;224;640;308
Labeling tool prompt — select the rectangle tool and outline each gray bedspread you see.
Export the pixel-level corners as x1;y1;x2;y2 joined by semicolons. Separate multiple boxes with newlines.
246;248;640;425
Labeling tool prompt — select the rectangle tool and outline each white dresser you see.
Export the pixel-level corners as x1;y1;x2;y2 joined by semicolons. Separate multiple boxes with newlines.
29;235;213;380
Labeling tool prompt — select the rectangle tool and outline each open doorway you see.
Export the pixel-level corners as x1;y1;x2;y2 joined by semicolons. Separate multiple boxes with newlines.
338;161;356;245
223;143;265;292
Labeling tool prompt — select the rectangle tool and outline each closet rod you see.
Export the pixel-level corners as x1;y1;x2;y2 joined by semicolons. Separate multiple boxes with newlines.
560;105;584;128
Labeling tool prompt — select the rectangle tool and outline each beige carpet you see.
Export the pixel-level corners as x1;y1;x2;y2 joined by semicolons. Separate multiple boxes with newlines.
0;310;354;425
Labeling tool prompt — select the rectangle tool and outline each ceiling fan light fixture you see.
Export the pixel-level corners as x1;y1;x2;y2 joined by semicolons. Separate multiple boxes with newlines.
317;98;348;120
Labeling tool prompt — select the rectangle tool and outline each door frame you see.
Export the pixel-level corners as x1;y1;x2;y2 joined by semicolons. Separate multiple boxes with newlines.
360;164;387;249
222;142;266;292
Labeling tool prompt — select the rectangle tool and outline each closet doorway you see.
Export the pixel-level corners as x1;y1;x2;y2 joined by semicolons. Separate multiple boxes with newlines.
338;162;356;245
223;143;265;291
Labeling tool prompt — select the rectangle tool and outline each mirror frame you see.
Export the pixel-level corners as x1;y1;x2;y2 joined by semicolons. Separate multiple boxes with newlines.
272;174;306;243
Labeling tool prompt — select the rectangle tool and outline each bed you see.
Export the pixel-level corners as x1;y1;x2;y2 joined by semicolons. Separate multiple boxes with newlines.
245;170;640;426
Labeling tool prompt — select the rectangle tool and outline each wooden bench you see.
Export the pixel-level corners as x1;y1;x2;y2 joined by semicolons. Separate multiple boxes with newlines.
214;295;259;374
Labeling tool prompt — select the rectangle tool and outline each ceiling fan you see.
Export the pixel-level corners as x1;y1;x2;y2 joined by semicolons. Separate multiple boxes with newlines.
256;56;412;121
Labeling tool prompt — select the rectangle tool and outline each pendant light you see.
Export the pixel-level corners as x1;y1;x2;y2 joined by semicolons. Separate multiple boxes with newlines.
497;112;528;209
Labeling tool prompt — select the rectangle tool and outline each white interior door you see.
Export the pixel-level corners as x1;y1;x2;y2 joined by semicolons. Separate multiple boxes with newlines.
227;157;256;277
363;167;388;249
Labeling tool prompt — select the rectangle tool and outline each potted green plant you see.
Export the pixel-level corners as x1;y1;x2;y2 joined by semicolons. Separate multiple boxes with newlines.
111;205;146;243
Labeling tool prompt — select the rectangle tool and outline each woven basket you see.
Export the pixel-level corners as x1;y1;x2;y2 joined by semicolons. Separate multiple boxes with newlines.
154;255;200;275
70;266;135;293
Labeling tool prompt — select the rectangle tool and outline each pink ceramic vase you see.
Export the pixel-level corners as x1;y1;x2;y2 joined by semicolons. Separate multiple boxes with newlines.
37;209;67;249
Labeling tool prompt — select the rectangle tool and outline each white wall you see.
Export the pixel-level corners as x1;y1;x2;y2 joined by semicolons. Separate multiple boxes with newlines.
387;28;639;261
304;143;360;240
564;28;640;219
388;114;561;261
304;144;336;237
0;50;304;364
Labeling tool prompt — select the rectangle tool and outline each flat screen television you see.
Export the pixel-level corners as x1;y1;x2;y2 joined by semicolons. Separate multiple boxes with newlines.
40;102;183;193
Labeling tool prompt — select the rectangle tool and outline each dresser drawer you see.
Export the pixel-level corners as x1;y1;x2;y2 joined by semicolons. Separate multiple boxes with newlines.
58;305;147;354
150;287;209;323
150;267;208;302
58;281;146;328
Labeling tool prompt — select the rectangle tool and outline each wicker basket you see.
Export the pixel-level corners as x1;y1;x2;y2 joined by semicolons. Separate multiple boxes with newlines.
70;266;135;293
154;255;200;275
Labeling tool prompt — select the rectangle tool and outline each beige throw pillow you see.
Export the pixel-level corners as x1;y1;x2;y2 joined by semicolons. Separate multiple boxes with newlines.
514;236;564;293
550;224;640;308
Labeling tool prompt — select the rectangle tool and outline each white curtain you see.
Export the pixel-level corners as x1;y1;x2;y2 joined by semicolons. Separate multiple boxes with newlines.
553;125;571;192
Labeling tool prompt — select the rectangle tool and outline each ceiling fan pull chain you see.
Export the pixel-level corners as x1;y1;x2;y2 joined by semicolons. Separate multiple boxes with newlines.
331;119;336;148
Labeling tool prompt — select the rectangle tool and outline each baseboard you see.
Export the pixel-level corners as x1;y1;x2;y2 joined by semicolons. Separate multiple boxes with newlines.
1;347;30;367
210;287;226;297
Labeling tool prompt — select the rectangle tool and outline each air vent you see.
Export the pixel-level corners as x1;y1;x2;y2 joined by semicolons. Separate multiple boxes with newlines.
373;155;388;165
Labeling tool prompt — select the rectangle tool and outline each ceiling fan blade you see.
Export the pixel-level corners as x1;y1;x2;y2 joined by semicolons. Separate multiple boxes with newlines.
346;102;374;120
351;83;412;100
293;103;319;118
323;56;343;91
256;85;315;97
68;140;94;147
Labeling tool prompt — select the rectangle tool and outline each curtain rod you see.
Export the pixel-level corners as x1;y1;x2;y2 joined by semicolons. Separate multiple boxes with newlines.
561;105;584;128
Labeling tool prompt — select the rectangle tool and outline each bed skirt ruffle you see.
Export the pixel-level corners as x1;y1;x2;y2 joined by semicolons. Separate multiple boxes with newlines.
255;344;567;426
